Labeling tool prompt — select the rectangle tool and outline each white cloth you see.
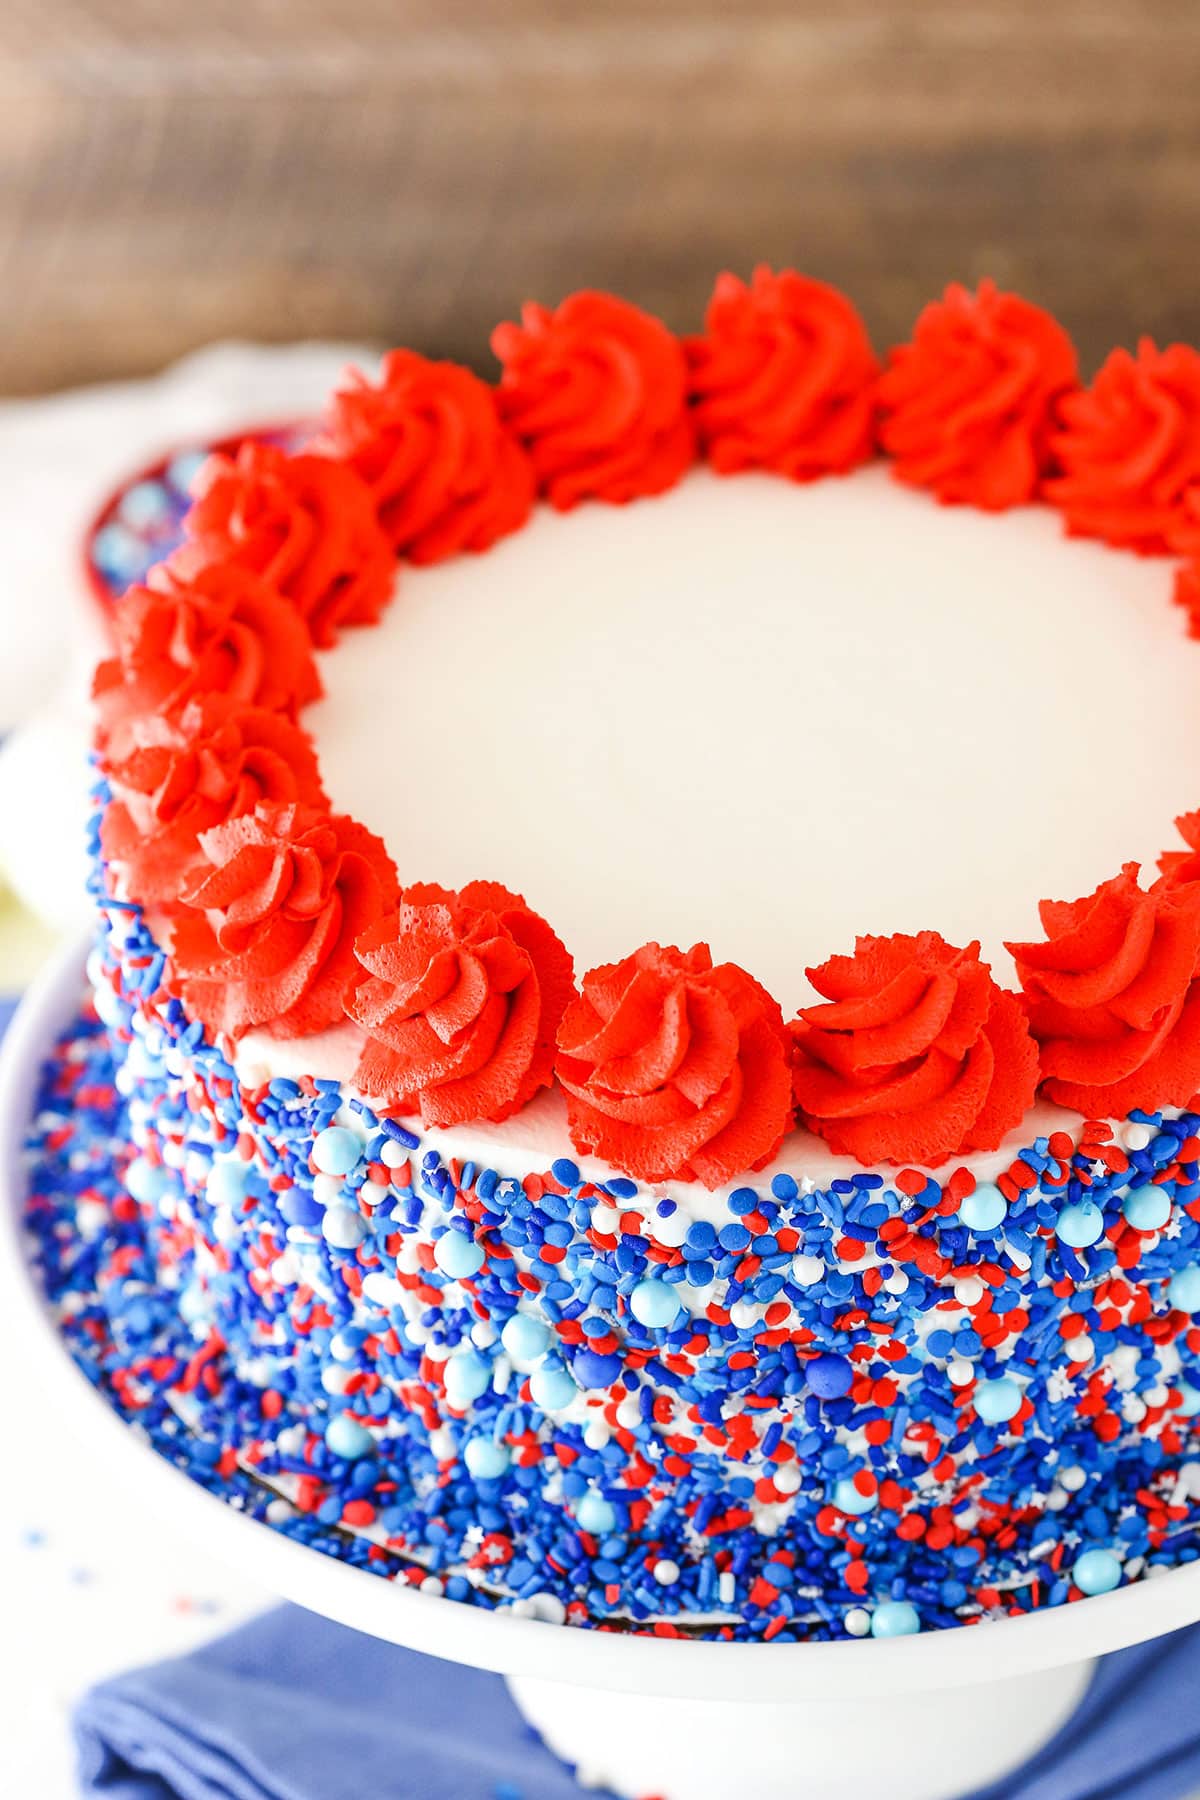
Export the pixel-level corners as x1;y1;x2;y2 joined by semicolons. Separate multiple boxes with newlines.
0;341;376;927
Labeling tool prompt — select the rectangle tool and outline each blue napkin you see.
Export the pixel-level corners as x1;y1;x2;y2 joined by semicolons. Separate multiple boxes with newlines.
73;1604;1200;1800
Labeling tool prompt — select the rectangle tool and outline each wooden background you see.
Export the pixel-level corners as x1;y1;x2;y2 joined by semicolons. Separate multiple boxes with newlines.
1;0;1199;393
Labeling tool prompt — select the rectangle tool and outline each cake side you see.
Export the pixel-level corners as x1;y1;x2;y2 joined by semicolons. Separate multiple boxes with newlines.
90;851;1200;1640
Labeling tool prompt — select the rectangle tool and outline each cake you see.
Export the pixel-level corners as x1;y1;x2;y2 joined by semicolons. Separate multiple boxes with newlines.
74;272;1200;1641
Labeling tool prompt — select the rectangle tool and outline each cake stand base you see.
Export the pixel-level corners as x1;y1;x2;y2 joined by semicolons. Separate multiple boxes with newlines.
508;1656;1095;1800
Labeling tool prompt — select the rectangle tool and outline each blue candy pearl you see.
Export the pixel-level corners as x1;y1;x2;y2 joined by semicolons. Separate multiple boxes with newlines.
833;1477;877;1516
1124;1188;1172;1232
870;1601;920;1638
1178;1382;1200;1417
576;1492;617;1534
806;1353;853;1400
501;1315;552;1362
629;1278;684;1329
1169;1266;1200;1313
312;1126;362;1177
529;1362;577;1410
278;1187;324;1229
1056;1202;1105;1249
574;1347;622;1388
444;1350;491;1405
325;1415;374;1461
321;1205;367;1250
464;1438;510;1480
125;1156;168;1205
959;1182;1006;1232
975;1376;1022;1423
1073;1549;1122;1596
434;1232;485;1279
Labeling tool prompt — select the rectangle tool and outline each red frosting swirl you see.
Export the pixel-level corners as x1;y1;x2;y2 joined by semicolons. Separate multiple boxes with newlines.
173;443;394;647
491;290;695;509
169;803;398;1040
1007;864;1200;1115
686;266;878;479
1172;561;1200;640
878;281;1078;509
328;351;535;563
93;566;321;757
1046;340;1200;552
555;943;792;1189
101;699;326;905
1159;812;1200;888
791;933;1039;1167
347;880;574;1126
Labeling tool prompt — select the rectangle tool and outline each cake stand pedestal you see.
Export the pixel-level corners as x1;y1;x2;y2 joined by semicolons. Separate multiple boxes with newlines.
508;1660;1093;1800
2;942;1196;1800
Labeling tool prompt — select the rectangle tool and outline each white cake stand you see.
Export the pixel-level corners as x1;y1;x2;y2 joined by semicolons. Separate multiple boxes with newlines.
6;941;1200;1800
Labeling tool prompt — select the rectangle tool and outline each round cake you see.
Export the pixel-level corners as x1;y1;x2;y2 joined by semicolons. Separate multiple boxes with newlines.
78;273;1200;1640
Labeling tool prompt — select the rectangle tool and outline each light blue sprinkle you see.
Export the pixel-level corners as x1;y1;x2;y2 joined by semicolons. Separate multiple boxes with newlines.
501;1315;551;1361
1056;1202;1105;1249
206;1159;249;1208
1168;1266;1200;1313
1123;1188;1172;1232
444;1350;491;1405
125;1156;168;1205
434;1233;485;1279
464;1438;510;1480
959;1182;1006;1233
321;1205;367;1250
312;1127;362;1177
1072;1549;1122;1595
629;1277;684;1330
529;1362;577;1411
870;1601;920;1638
832;1477;877;1516
325;1415;374;1461
975;1376;1022;1424
576;1492;617;1535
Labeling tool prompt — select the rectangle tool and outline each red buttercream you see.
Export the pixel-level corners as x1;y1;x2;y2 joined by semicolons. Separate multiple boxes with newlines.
1159;812;1200;887
878;281;1078;509
101;698;327;906
1046;340;1200;552
169;803;398;1040
791;933;1039;1167
93;565;321;757
347;881;574;1126
173;443;394;647
555;943;792;1189
328;351;535;563
491;291;695;509
1172;561;1200;639
1007;864;1200;1115
686;266;878;479
1168;489;1200;637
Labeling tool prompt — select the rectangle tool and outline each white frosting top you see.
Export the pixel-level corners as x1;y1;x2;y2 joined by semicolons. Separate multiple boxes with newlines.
314;464;1197;998
237;462;1200;1203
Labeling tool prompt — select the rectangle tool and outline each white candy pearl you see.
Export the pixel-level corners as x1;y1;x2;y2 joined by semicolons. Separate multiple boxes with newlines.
792;1254;825;1286
651;1209;690;1249
1123;1122;1153;1151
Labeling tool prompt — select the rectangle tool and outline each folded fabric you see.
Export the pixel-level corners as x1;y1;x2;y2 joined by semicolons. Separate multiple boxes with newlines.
74;1603;1200;1800
74;1605;604;1800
